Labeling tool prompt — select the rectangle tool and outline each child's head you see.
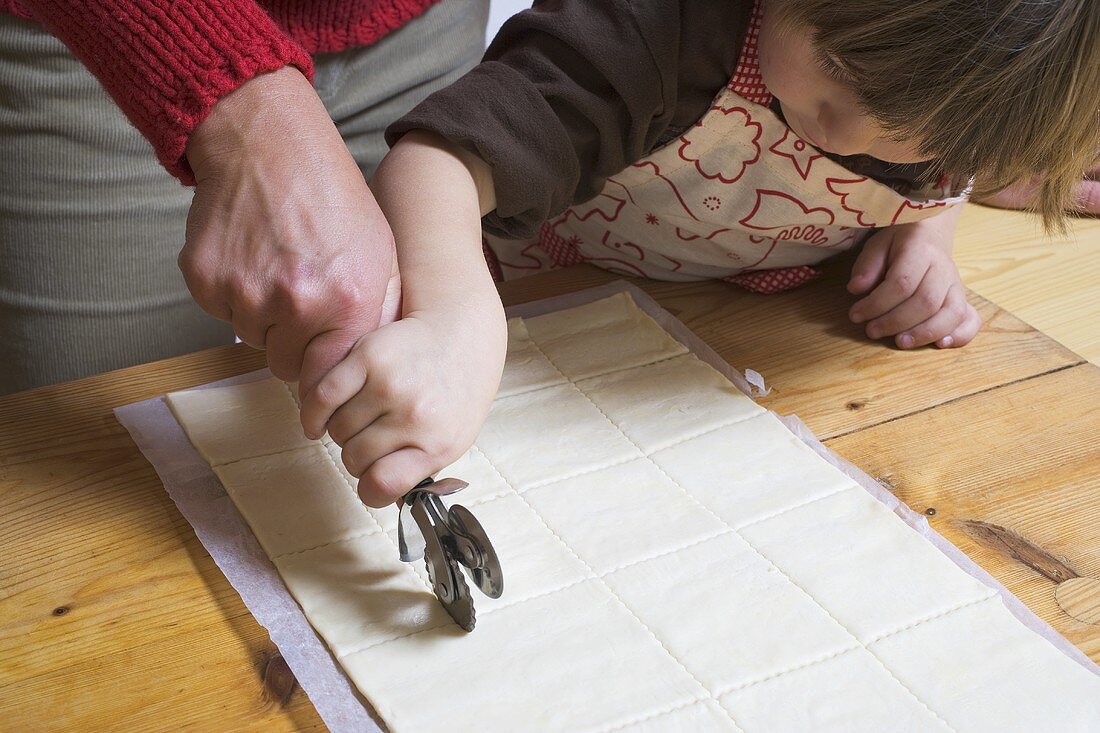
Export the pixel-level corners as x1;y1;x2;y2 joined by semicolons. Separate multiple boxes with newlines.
760;0;1100;227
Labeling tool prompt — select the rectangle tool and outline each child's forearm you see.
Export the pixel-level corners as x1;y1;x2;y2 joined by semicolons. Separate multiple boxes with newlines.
916;201;964;254
370;130;499;315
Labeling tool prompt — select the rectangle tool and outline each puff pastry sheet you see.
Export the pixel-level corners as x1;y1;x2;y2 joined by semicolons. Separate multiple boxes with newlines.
168;293;1100;732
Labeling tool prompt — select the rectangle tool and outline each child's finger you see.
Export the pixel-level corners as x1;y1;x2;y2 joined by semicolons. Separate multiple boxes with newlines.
340;420;409;482
850;246;931;325
299;349;368;440
358;446;436;508
936;303;983;349
847;230;892;296
326;399;386;446
863;266;950;340
896;284;969;349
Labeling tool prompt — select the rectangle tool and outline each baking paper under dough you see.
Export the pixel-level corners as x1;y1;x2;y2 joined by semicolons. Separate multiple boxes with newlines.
170;294;1100;732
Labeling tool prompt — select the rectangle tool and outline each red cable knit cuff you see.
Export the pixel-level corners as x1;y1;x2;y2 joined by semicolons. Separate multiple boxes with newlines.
18;0;314;184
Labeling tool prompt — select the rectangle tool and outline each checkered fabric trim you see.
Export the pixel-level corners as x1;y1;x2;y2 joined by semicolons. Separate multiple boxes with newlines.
539;221;589;268
727;0;772;106
725;265;822;294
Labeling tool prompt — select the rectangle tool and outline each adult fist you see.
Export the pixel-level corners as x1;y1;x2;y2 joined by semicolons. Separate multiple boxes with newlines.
181;67;397;400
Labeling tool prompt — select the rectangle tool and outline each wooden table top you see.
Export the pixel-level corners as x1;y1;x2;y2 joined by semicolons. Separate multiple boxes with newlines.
2;262;1098;731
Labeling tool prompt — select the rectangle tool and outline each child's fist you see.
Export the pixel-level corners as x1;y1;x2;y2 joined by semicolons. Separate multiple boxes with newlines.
847;219;982;349
298;307;506;507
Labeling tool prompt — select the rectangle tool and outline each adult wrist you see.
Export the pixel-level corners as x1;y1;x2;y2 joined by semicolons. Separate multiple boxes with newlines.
185;66;318;179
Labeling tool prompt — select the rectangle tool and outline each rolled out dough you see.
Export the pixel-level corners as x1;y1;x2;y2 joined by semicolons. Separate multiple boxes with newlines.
168;292;1100;732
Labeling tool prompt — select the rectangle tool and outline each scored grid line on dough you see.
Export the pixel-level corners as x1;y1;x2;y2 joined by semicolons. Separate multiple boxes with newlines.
474;407;762;496
728;482;857;531
714;643;863;699
336;486;1001;653
512;341;747;731
170;294;1100;731
864;593;998;648
522;329;961;733
269;524;384;561
491;349;691;405
584;696;715;733
461;427;746;730
315;437;439;598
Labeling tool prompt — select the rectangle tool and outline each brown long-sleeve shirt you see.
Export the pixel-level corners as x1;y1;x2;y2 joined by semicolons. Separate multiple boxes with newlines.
387;0;930;239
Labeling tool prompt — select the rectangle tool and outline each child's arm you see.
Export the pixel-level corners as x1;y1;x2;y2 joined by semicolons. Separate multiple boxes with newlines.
299;131;506;507
974;164;1100;214
846;205;982;349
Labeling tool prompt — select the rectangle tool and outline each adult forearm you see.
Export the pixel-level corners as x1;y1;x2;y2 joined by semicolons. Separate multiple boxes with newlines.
18;0;312;183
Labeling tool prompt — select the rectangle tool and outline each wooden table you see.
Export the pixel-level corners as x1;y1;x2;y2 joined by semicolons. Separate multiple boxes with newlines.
2;262;1098;731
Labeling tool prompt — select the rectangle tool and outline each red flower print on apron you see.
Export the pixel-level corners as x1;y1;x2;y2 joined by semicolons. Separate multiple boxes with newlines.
484;0;968;294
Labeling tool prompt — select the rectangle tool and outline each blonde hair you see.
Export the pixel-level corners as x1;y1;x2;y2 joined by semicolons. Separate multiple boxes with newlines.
777;0;1100;229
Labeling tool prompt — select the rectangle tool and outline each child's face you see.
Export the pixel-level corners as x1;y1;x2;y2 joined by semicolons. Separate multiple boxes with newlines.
758;11;932;164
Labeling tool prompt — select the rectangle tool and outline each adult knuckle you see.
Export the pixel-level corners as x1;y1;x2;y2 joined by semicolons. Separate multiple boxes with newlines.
330;279;371;315
272;264;320;314
178;250;213;290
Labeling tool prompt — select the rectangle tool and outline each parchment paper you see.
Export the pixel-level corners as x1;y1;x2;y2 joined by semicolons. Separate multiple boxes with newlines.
114;280;1099;732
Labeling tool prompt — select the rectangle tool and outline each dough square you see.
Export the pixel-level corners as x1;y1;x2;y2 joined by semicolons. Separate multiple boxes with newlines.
523;458;728;574
388;492;592;614
497;317;568;398
576;355;764;452
214;445;376;558
524;293;688;381
651;413;857;528
618;700;736;733
340;579;704;732
718;648;949;732
868;598;1100;731
167;378;311;465
739;487;995;642
603;533;854;691
275;531;451;657
437;446;513;505
476;383;640;490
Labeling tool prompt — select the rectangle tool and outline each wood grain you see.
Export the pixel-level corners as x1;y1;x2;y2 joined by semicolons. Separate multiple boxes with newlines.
954;205;1100;364
1;259;1095;730
825;364;1100;662
1056;578;1100;626
500;263;1083;439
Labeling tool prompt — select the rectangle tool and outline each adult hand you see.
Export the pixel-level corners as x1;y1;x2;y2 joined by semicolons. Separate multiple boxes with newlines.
975;165;1100;214
180;66;400;402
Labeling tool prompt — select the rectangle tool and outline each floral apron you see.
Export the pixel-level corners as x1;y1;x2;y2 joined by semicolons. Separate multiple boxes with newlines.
483;0;968;293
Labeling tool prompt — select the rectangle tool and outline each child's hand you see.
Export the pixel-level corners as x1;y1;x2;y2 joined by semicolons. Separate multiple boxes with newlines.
847;213;981;349
298;304;506;507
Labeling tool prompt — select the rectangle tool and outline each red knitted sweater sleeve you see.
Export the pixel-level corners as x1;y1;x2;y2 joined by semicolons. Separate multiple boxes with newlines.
17;0;314;184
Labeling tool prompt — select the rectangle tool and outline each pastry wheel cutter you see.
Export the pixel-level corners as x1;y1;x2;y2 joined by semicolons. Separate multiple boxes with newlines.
397;477;504;631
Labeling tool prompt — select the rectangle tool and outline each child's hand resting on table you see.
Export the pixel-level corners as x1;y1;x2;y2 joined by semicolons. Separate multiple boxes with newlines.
846;208;982;350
